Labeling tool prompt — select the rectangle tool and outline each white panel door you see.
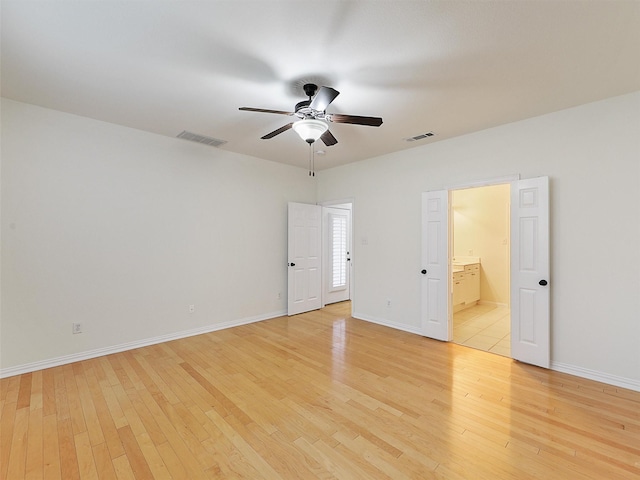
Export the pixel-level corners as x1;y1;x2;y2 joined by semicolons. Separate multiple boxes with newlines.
288;202;322;316
421;190;450;341
323;207;351;305
511;177;550;368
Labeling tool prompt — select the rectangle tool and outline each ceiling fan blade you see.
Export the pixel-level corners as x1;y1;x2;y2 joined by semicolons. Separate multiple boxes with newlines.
320;130;338;146
309;86;340;111
240;107;294;116
261;123;293;139
328;113;383;127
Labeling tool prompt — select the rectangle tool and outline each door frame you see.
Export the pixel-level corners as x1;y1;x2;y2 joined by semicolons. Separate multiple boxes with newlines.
322;206;352;306
319;198;355;313
432;173;550;368
445;175;520;337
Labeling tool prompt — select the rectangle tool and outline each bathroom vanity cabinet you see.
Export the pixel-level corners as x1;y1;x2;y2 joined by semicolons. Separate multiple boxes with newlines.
452;257;480;311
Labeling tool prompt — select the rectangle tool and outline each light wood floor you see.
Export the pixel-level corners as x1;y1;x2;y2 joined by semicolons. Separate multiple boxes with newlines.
2;302;639;479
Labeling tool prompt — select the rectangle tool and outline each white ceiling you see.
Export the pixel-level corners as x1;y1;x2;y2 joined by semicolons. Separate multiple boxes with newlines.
2;1;639;170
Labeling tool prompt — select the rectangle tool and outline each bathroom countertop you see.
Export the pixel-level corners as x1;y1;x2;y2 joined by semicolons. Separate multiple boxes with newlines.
452;256;480;274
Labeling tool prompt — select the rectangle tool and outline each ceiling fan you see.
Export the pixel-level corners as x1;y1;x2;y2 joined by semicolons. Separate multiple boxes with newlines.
239;83;383;146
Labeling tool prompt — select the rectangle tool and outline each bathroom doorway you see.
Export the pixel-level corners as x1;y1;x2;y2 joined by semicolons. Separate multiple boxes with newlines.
451;184;511;356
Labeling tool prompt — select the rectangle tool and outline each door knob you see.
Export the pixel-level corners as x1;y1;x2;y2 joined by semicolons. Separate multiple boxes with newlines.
539;279;548;286
421;269;427;275
289;263;295;267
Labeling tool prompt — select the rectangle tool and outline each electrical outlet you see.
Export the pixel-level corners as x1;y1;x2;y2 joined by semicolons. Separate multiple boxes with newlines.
386;299;392;307
188;304;195;314
277;292;282;299
72;322;82;334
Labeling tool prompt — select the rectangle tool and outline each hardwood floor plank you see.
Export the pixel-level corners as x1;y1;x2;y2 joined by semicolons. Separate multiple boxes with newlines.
2;301;639;479
0;376;17;403
154;441;191;479
125;391;167;448
42;413;62;480
111;382;147;439
331;430;413;480
91;442;117;480
110;454;136;480
0;377;19;479
223;414;321;478
124;353;180;406
179;362;252;424
65;365;87;435
147;362;211;442
203;408;280;479
74;430;99;480
106;357;137;394
293;435;376;480
25;400;43;480
198;435;240;477
29;370;44;412
83;363;126;460
6;403;29;480
75;364;105;447
116;425;155;479
136;392;212;479
272;430;338;480
16;372;33;410
57;417;80;480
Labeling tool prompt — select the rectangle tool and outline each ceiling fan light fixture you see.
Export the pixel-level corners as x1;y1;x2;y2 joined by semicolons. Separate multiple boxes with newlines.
292;119;328;144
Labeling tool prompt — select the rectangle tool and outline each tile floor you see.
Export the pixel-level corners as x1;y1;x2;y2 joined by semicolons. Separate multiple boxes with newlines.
453;304;511;357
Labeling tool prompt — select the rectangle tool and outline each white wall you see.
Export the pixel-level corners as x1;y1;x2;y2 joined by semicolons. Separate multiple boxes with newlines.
1;99;316;372
317;92;640;388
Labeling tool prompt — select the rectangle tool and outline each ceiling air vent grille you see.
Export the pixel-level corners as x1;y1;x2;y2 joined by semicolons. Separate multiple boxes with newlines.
177;130;227;147
405;132;435;142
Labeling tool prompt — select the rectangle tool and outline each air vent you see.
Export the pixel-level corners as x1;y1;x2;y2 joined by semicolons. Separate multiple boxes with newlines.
177;131;227;147
405;132;435;142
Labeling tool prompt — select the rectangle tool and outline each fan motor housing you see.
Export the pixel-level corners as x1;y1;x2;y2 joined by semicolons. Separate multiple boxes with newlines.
295;100;311;112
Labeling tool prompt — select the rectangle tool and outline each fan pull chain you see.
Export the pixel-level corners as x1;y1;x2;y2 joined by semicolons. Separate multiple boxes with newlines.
307;143;316;176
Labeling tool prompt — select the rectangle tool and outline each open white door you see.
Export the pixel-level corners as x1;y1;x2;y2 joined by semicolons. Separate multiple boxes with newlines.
323;206;351;305
421;190;450;341
511;176;550;368
288;202;322;316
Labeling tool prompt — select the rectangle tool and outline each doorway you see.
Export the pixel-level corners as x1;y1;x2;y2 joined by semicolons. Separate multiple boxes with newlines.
421;176;550;368
322;204;352;306
287;201;353;316
451;184;511;357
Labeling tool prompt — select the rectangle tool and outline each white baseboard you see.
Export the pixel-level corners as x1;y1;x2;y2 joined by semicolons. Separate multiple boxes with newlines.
352;311;422;336
0;309;286;379
551;361;640;393
477;300;509;308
